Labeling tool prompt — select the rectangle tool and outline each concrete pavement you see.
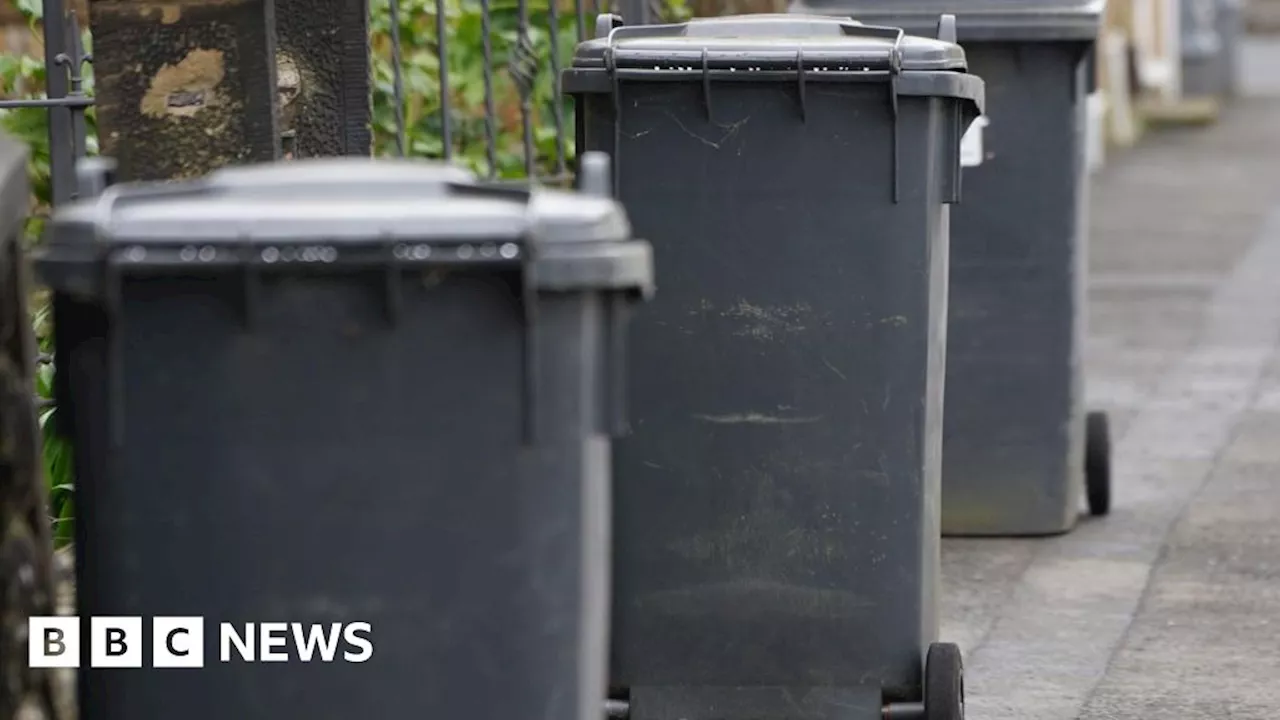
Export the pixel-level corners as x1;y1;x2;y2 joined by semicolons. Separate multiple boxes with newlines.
943;37;1280;720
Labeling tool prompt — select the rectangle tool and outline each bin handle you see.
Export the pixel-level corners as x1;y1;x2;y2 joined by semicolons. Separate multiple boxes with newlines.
839;22;906;45
596;12;624;39
936;13;957;44
601;17;904;46
602;19;905;77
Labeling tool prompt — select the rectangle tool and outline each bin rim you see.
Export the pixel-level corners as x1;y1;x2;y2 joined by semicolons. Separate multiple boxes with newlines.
563;66;984;115
563;13;983;111
32;156;655;301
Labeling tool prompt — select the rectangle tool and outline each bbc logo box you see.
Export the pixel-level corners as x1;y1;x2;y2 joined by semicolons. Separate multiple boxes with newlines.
30;616;204;669
29;616;373;668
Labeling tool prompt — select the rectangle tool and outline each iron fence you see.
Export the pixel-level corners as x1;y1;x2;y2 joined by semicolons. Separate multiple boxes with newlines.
8;0;669;467
378;0;664;185
9;0;669;210
6;0;93;207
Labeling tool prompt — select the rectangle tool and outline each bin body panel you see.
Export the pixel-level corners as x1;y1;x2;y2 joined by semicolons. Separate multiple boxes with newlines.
578;82;959;697
62;273;610;720
937;43;1090;536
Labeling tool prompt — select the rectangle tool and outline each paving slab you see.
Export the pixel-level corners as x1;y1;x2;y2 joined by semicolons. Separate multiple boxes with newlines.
941;38;1280;720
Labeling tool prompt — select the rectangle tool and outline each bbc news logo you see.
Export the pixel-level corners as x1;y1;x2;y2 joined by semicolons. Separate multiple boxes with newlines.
29;617;374;668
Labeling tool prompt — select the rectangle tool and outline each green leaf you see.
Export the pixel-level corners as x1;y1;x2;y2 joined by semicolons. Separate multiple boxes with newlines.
14;0;41;21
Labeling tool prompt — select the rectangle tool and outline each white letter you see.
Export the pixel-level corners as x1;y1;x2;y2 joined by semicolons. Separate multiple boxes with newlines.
290;623;342;662
153;617;204;668
260;622;289;662
91;617;142;668
343;622;373;663
29;617;79;668
220;623;255;662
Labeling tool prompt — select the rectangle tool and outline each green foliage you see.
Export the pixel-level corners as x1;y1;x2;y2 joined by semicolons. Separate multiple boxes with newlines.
0;0;97;244
0;0;89;548
31;301;74;547
369;0;690;178
1;0;689;547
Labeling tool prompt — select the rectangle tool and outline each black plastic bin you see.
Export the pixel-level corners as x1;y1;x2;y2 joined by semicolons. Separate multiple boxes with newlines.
791;0;1113;535
565;14;983;720
35;156;653;720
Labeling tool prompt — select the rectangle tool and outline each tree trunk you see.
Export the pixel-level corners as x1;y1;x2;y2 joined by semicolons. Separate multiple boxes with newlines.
88;0;281;182
0;135;72;720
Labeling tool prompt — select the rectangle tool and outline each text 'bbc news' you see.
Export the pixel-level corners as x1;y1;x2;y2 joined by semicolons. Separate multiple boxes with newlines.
28;617;374;668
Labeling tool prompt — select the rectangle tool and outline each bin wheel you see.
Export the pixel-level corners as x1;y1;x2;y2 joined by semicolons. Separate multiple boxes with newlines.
1086;411;1112;517
924;642;964;720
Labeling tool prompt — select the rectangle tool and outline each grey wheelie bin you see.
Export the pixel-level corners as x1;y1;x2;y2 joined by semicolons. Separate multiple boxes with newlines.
1181;0;1226;98
1217;0;1244;97
564;14;984;720
791;0;1114;535
34;156;653;720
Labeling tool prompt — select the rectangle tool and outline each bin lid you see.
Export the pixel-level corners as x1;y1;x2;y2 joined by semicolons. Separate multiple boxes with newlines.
788;0;1106;42
569;13;968;74
35;157;654;299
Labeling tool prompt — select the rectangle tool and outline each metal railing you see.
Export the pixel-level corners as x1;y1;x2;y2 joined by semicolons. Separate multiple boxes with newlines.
3;0;94;207
378;0;664;185
7;0;670;475
5;0;670;209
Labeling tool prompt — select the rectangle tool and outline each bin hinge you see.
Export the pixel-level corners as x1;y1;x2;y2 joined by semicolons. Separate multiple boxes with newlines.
239;234;260;330
520;235;542;445
888;45;902;204
700;48;714;121
100;251;126;448
606;45;625;194
382;241;404;326
795;48;807;122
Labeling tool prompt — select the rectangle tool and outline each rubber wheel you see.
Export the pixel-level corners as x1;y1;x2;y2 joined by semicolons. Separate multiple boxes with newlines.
924;642;964;720
1085;411;1112;517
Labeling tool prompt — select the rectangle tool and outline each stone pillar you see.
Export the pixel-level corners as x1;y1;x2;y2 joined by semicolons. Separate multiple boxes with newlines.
88;0;281;182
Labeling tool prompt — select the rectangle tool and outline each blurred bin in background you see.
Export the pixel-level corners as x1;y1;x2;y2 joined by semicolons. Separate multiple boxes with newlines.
791;0;1115;535
566;14;983;720
35;155;652;720
1180;0;1227;98
1215;0;1245;97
